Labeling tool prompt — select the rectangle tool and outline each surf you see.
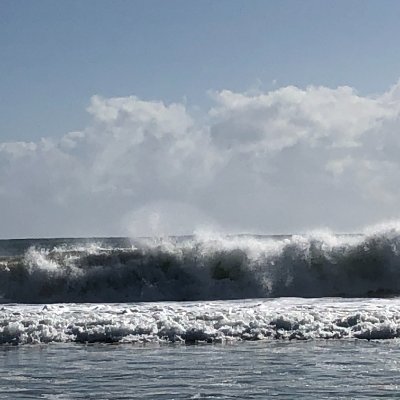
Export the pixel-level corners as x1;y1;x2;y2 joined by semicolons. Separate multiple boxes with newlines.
1;222;400;303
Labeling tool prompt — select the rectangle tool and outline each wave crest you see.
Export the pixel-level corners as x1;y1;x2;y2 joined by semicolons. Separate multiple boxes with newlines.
2;224;400;302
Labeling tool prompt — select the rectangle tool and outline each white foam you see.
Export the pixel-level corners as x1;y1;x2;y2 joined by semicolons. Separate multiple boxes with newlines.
1;298;400;344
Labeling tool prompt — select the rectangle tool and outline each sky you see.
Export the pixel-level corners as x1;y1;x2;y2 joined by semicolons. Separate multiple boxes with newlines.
1;0;400;238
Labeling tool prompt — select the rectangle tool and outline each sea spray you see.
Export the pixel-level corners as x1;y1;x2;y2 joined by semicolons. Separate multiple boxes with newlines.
1;223;400;302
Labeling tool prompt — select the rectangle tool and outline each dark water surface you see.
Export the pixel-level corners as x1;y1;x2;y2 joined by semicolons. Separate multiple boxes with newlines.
0;341;399;399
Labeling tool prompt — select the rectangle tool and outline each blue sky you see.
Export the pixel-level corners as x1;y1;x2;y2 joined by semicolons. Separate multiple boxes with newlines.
2;0;400;142
2;1;400;238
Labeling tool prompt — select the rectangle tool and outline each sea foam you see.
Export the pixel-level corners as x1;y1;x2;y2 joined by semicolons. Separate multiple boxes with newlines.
1;298;400;344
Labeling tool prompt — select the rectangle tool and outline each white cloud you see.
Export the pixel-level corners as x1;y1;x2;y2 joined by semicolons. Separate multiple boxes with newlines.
209;85;397;152
2;81;400;238
0;141;37;158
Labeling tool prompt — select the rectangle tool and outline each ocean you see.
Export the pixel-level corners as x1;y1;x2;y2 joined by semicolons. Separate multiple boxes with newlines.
1;228;400;398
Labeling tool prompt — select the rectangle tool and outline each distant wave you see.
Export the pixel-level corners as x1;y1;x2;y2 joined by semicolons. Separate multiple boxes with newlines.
2;223;400;303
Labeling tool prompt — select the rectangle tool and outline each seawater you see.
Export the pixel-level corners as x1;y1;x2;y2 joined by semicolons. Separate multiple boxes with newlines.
2;227;400;398
1;341;399;399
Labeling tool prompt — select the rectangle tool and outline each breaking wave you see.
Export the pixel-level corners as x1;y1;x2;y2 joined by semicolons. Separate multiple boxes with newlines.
2;222;400;303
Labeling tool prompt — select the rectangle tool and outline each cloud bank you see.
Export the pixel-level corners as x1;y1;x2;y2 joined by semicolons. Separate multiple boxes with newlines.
2;82;400;238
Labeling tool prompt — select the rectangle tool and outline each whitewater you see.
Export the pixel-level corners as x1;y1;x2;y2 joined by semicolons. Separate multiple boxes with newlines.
3;225;400;398
1;222;400;344
2;298;400;345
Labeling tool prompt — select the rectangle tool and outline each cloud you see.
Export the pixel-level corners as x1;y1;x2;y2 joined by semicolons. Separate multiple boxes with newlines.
209;85;396;151
1;81;400;238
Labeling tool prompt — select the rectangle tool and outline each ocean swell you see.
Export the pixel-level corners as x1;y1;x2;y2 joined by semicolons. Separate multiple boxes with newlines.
1;224;400;303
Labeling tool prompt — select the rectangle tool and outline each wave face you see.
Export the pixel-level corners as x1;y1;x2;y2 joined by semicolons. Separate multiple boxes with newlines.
1;298;400;344
2;224;400;303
